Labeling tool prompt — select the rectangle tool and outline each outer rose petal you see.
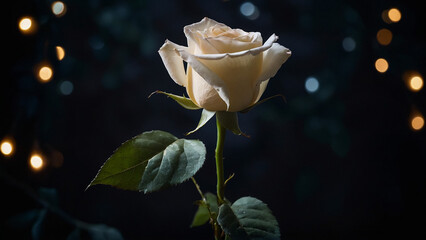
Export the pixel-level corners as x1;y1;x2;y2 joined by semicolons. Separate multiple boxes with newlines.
158;40;188;87
254;42;291;93
186;67;226;111
195;51;263;112
249;42;291;106
253;79;270;103
177;48;231;110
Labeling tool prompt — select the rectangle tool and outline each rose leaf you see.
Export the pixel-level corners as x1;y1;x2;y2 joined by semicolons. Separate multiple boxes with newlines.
217;196;281;240
190;192;219;228
87;130;206;193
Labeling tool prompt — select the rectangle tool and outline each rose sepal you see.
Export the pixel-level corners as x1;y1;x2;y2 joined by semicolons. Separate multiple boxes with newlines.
216;111;249;137
149;90;201;110
186;109;216;135
240;94;286;114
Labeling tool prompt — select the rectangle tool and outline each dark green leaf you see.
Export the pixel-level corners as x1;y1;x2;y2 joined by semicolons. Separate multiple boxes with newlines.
31;209;47;240
186;109;215;135
87;130;206;193
68;224;124;240
66;228;81;240
38;188;58;206
7;209;40;229
150;90;201;110
87;224;124;240
139;138;206;192
190;193;218;227
191;202;210;228
217;197;280;240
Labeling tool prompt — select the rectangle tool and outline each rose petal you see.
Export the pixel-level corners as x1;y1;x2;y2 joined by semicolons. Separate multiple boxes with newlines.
250;42;290;105
184;17;223;53
255;42;291;86
177;48;231;110
253;79;270;103
200;55;262;112
158;40;188;87
191;34;278;60
203;32;262;54
194;31;222;54
186;67;227;111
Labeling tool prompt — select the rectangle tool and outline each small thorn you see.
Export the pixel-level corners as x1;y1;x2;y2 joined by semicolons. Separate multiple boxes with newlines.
224;173;235;186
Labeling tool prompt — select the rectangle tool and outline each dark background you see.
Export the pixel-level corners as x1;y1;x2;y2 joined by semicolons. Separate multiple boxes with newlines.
2;0;425;239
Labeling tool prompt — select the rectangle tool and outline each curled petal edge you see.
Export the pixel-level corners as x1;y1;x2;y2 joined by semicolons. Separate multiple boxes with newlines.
158;41;189;87
189;34;278;60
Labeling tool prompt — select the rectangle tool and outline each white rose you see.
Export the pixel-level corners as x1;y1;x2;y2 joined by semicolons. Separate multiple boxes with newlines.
159;17;291;112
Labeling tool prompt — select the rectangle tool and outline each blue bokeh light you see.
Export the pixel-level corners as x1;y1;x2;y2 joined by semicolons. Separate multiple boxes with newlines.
305;77;319;93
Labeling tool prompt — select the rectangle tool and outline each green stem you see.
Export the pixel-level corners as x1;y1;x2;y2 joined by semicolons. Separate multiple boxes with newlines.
215;115;226;205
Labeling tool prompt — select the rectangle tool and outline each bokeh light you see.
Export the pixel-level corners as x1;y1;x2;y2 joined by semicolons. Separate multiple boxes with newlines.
59;81;74;95
240;2;260;20
376;28;393;46
30;154;44;170
52;1;67;17
1;139;14;156
411;115;424;131
37;65;53;83
375;58;389;73
18;17;36;34
388;8;401;23
56;46;65;61
305;77;319;93
409;75;423;92
19;18;31;30
342;37;356;52
403;71;423;92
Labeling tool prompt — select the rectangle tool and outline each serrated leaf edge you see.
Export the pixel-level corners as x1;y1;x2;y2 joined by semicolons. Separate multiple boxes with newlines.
86;130;178;191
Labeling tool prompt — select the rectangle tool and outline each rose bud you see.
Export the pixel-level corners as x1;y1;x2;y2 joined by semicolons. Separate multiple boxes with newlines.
159;17;291;112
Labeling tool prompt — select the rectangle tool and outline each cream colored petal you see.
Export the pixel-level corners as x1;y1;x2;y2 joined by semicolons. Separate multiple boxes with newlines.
184;17;222;53
186;67;227;111
158;40;188;87
177;48;231;110
192;34;277;60
195;32;221;54
204;34;262;54
184;17;222;36
191;51;263;112
254;79;270;103
256;42;291;86
234;31;262;43
250;42;290;105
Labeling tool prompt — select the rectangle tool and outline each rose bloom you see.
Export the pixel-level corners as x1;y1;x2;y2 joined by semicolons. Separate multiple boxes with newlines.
159;17;291;112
